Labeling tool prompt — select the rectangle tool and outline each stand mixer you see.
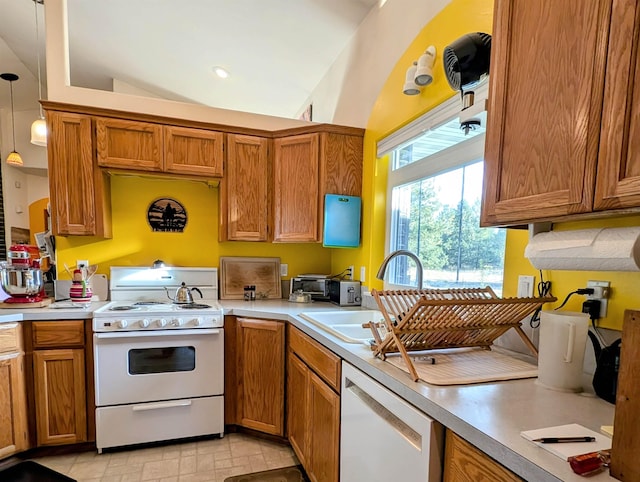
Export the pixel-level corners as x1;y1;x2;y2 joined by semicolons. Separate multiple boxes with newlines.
0;245;45;303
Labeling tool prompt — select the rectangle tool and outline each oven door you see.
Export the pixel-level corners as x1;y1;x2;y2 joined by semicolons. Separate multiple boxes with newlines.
94;328;223;406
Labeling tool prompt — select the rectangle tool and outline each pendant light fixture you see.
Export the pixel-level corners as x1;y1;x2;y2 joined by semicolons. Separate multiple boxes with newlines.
1;73;24;167
30;0;46;146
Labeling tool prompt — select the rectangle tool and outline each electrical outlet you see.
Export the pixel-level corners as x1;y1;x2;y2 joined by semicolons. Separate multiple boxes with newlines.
76;259;89;269
517;275;535;298
280;264;288;277
360;266;366;282
587;280;610;318
348;265;354;280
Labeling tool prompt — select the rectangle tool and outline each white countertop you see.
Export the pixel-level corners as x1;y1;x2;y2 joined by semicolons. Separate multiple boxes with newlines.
0;298;616;481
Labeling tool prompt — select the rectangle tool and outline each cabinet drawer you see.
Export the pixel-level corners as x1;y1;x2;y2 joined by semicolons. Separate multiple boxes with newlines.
0;323;21;354
288;325;340;392
444;430;523;482
32;321;85;349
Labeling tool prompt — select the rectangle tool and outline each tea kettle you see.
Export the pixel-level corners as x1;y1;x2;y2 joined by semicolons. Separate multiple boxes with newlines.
165;282;203;304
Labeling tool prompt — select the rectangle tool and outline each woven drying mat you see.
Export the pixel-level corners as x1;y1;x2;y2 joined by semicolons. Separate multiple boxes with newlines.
385;347;538;385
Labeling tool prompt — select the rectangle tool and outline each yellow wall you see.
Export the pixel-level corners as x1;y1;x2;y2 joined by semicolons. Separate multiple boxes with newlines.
332;0;495;287
57;174;330;279
340;0;639;331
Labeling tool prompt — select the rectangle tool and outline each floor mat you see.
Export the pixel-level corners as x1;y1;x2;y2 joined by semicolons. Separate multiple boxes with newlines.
224;465;308;482
0;461;75;482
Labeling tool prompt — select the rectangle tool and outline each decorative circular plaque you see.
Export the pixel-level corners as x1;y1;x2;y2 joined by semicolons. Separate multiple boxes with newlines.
147;197;187;232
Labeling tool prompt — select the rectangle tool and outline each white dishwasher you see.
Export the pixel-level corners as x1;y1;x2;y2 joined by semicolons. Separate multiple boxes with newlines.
340;362;444;481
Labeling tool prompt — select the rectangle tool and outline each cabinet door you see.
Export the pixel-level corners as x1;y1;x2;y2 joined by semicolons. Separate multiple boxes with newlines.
307;371;340;482
0;355;28;458
287;352;309;466
47;111;112;237
96;117;163;171
443;430;523;482
320;132;363;197
236;318;285;435
220;134;270;241
273;134;320;242
595;0;640;210
33;349;87;446
164;126;224;177
481;1;610;226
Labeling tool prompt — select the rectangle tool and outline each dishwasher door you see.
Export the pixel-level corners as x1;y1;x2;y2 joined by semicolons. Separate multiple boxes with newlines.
340;362;444;481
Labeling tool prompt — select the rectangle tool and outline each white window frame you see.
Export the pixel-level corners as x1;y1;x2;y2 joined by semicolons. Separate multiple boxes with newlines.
378;83;492;290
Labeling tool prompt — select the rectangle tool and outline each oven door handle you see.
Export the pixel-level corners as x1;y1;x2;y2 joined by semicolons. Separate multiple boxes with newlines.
132;400;193;412
94;328;221;339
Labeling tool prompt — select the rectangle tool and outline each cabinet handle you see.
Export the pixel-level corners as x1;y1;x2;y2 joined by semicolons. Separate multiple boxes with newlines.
132;400;192;412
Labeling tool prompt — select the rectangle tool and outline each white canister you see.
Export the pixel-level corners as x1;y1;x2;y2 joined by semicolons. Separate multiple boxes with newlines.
537;311;590;392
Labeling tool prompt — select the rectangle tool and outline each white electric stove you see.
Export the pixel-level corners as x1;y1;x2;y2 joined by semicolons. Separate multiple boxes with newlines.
93;266;225;453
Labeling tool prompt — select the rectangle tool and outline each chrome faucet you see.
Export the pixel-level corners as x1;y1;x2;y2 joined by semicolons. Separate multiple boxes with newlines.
376;250;423;289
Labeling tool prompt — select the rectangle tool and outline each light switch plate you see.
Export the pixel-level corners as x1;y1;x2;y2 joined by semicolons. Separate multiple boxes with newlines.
280;264;288;277
517;275;535;298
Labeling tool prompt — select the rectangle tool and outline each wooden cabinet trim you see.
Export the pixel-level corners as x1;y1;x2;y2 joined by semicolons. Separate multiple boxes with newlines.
32;321;85;349
288;325;341;393
307;370;340;482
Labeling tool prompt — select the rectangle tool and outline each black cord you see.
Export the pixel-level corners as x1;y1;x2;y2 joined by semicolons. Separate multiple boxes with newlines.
554;290;581;311
529;270;552;328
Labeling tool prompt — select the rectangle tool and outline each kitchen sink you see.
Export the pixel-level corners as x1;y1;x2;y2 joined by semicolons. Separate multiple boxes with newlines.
298;310;387;344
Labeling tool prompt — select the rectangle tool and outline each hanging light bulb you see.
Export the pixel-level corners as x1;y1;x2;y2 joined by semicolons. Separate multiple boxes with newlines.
1;73;24;167
30;0;47;146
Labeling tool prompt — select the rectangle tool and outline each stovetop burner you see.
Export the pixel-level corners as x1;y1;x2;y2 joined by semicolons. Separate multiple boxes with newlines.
133;301;169;306
108;305;141;311
178;303;212;309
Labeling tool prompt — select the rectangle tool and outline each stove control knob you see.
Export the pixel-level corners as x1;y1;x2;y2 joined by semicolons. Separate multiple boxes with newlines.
155;318;167;328
139;319;150;328
171;318;183;327
117;320;128;329
191;317;201;327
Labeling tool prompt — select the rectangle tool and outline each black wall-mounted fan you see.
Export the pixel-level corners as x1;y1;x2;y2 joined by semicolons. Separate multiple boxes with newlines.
443;32;492;92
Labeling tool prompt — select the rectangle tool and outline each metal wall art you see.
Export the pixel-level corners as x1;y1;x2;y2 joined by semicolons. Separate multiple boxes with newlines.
147;197;187;232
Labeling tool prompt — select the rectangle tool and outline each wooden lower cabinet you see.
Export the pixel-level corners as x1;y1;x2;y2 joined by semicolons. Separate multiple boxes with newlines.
235;317;285;436
33;349;87;446
287;326;341;482
26;320;92;447
444;430;523;482
0;323;28;458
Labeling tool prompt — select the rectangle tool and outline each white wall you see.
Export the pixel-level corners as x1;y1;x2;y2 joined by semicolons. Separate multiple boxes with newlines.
1;107;49;248
299;0;452;126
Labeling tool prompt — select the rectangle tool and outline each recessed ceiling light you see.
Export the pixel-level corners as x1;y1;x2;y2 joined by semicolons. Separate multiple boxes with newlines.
213;66;229;79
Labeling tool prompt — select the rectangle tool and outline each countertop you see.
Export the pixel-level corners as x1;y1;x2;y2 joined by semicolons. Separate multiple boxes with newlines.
0;299;616;481
220;299;616;482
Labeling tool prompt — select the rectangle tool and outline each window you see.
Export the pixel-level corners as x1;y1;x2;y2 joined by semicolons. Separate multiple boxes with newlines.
379;87;506;294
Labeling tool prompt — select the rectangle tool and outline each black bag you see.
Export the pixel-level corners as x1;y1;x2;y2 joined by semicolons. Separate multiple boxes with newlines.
588;330;621;404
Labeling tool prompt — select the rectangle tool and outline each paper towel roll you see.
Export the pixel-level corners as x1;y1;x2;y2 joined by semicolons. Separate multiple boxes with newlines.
524;227;640;271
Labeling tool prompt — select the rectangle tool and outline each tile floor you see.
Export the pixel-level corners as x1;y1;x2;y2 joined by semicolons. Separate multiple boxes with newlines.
30;433;300;482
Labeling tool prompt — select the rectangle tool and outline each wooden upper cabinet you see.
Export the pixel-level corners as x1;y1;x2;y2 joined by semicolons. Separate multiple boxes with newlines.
595;0;640;210
482;1;610;226
321;132;363;197
273;134;321;242
96;117;163;171
47;111;112;237
164;126;224;177
220;134;270;241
